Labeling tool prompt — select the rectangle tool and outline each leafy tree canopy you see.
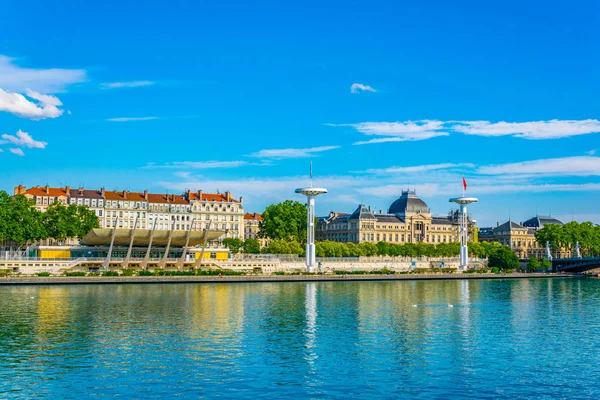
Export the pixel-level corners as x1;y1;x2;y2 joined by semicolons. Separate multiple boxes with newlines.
259;200;307;241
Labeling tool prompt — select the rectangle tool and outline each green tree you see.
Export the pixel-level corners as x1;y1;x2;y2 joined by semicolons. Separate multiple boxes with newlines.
527;256;540;272
259;200;307;241
7;194;46;247
540;258;552;272
242;238;261;254
222;238;244;254
488;246;520;271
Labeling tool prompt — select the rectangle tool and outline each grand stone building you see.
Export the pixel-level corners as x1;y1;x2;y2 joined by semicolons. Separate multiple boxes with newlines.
479;216;564;259
316;190;474;245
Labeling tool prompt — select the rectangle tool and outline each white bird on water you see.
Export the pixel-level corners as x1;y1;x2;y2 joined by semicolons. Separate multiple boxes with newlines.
448;304;454;308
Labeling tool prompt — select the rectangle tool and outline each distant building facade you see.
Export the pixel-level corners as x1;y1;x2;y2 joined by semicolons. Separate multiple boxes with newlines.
244;213;262;240
316;190;476;245
14;185;244;246
479;216;564;259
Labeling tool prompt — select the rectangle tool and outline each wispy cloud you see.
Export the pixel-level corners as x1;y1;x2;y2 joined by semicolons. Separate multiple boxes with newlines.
106;116;158;122
146;161;249;169
249;145;340;159
0;88;64;119
477;156;600;176
587;149;597;156
331;119;600;144
361;163;474;175
0;55;86;93
102;80;155;89
328;120;450;145
1;130;47;149
9;148;25;156
350;83;377;94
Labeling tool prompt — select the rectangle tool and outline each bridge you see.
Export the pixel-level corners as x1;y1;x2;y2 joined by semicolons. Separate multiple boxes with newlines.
552;257;600;273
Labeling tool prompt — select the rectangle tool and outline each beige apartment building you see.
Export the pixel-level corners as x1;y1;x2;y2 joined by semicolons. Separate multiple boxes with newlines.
14;185;244;246
316;190;474;245
244;213;262;240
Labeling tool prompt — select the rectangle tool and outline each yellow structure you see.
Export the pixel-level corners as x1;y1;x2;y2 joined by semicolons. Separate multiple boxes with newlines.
194;250;230;260
37;248;71;259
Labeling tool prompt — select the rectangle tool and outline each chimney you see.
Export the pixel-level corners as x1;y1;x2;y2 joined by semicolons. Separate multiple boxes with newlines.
197;190;203;200
101;187;106;197
186;189;191;200
225;191;232;201
14;185;26;195
379;210;382;214
78;187;83;195
144;190;148;200
122;190;127;199
368;205;371;211
45;185;50;194
171;194;175;201
66;185;71;195
239;196;243;204
497;222;500;227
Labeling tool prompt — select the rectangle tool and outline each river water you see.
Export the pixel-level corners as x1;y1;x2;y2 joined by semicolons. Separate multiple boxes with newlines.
1;278;599;399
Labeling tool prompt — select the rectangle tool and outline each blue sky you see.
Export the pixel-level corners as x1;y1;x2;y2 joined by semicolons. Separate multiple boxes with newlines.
1;0;599;226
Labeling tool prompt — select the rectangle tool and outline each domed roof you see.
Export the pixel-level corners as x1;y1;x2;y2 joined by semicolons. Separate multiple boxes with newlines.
388;190;430;215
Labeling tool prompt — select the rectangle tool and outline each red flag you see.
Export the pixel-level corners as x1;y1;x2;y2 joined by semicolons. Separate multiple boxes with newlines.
462;177;467;191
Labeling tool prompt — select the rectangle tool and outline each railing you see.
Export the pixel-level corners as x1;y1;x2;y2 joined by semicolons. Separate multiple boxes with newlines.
232;254;486;263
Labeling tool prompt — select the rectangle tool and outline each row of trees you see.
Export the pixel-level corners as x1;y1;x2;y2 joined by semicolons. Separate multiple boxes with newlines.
0;191;100;247
535;221;600;256
223;238;520;270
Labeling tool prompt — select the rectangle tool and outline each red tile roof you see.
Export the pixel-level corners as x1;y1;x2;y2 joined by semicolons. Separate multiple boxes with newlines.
244;213;262;221
16;185;239;205
22;186;68;197
188;193;239;203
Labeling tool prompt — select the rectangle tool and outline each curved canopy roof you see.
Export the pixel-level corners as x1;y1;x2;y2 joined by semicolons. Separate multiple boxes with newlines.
80;228;225;247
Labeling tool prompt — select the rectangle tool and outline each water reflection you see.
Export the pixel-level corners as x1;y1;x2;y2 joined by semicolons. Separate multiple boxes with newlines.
1;278;600;399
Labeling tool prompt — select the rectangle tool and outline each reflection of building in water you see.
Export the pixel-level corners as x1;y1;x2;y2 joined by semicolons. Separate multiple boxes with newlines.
189;284;246;351
36;287;69;336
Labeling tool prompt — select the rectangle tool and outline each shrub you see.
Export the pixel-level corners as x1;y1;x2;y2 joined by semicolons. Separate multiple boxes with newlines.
138;270;153;276
64;271;86;277
273;271;286;275
121;269;135;276
36;271;51;277
102;270;120;277
0;269;11;277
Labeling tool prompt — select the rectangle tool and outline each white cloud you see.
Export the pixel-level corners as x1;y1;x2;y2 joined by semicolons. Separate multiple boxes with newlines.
329;120;450;145
102;81;155;89
453;119;600;139
1;130;47;149
0;88;64;119
147;161;248;169
361;163;475;175
477;156;600;176
0;55;86;93
331;119;600;144
587;149;597;156
350;83;377;94
9;148;25;156
249;145;340;159
106;117;158;122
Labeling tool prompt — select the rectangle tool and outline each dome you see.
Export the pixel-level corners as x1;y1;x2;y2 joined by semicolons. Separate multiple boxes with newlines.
388;190;430;215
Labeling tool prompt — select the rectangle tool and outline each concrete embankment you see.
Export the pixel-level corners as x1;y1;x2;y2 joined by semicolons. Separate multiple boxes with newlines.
0;273;579;286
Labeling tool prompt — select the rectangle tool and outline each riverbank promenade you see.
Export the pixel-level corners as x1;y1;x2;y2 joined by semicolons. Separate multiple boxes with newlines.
0;272;577;286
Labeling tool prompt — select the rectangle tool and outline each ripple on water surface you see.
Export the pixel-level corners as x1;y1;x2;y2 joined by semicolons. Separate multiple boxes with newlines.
0;279;599;399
